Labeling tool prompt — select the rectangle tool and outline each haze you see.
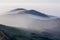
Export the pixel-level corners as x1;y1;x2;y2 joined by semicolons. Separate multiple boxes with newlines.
0;0;60;17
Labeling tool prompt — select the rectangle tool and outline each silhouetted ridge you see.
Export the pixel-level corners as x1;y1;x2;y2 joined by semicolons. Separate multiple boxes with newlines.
25;10;49;17
8;8;49;17
10;8;26;12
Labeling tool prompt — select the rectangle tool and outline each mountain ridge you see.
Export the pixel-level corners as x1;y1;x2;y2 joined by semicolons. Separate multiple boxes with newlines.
7;8;49;17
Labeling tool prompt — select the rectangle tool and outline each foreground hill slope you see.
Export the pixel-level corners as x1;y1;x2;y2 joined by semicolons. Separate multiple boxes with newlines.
0;24;53;40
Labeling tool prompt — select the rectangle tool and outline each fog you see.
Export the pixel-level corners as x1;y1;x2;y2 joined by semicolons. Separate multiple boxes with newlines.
0;3;60;17
0;9;60;32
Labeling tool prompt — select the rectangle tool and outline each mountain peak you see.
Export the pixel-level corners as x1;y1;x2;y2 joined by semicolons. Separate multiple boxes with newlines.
10;8;26;12
25;9;49;17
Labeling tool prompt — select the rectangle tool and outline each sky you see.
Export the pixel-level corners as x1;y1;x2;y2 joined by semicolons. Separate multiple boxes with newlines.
0;0;60;3
0;0;60;17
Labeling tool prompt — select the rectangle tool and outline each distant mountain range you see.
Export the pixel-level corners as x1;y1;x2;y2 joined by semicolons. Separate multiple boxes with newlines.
0;8;60;40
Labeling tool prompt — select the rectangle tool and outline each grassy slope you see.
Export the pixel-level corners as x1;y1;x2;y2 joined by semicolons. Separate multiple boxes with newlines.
0;24;53;40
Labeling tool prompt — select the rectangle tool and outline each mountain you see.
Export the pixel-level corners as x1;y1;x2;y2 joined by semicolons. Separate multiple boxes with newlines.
25;10;49;17
0;24;54;40
0;8;60;40
7;8;49;17
10;8;26;12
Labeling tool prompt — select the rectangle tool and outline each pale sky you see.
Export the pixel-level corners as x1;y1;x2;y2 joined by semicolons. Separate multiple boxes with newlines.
0;0;60;3
0;0;60;17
